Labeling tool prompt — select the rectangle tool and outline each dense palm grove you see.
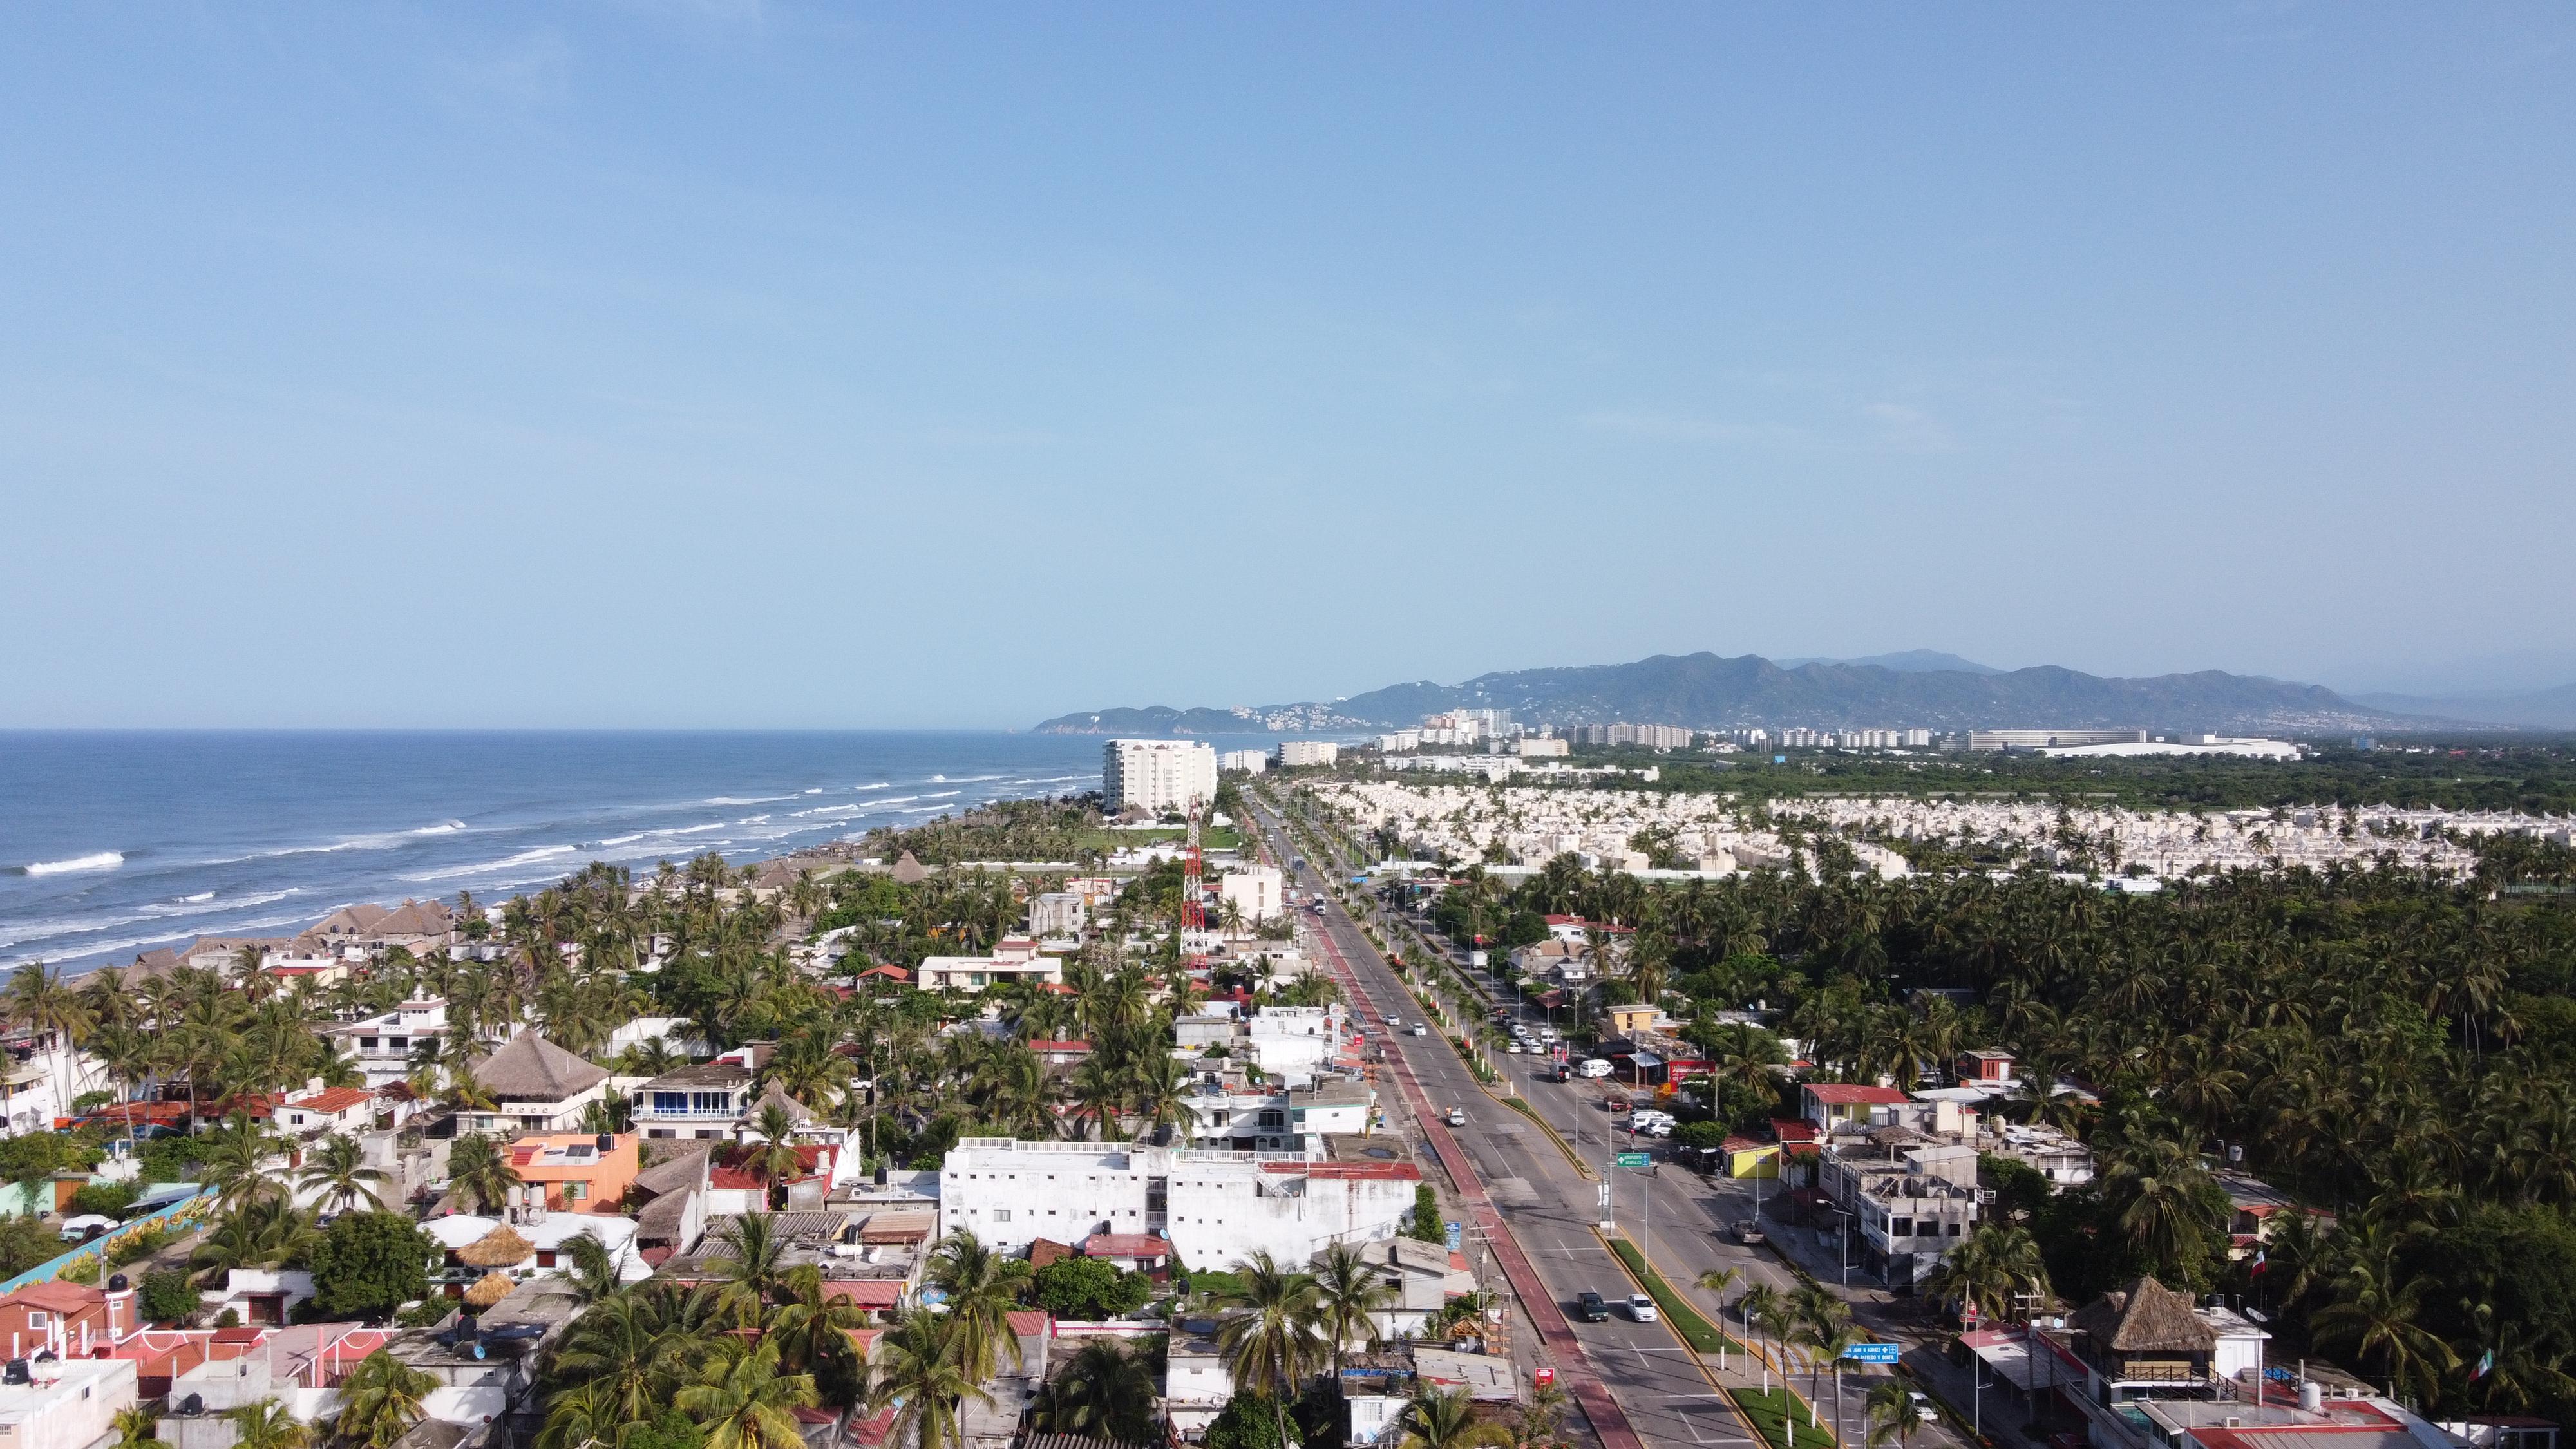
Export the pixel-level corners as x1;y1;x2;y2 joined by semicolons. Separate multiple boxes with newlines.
1418;833;2576;1419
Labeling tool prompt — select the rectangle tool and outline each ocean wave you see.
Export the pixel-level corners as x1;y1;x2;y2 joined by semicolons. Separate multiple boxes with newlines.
923;790;961;799
178;892;214;904
23;851;124;876
202;819;471;866
735;815;771;826
597;834;647;848
404;844;577;884
704;795;793;806
853;783;891;791
804;788;822;795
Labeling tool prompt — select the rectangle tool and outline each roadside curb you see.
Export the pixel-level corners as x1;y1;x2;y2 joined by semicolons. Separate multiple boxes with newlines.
1590;1225;1828;1449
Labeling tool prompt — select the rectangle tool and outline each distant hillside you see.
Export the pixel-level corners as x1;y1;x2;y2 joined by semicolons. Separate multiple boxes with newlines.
1770;649;2002;674
1034;651;2418;735
2352;683;2576;731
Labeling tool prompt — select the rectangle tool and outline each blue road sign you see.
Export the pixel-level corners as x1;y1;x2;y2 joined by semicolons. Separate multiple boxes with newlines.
1843;1342;1902;1363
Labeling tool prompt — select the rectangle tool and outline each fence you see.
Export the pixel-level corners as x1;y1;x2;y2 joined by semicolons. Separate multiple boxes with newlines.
0;1186;216;1296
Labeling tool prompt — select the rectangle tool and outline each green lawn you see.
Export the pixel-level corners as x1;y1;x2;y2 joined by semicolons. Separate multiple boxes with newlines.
1731;1386;1840;1449
1605;1235;1740;1356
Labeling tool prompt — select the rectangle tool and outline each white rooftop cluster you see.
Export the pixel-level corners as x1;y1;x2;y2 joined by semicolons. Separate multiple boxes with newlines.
1309;781;2562;882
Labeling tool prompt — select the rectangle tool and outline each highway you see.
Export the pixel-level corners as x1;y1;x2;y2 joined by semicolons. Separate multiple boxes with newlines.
1247;793;1973;1449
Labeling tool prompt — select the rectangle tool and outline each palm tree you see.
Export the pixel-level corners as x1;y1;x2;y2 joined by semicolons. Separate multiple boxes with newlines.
2312;1236;2459;1405
1216;1249;1327;1449
1312;1242;1397;1376
675;1341;818;1449
1696;1265;1743;1322
3;963;94;1125
1027;1338;1160;1444
444;1133;520;1214
1512;1379;1571;1449
548;1285;721;1428
745;1104;808;1209
225;1401;311;1449
922;1230;1030;1383
1398;1386;1513;1449
198;1114;287;1213
766;1266;873;1381
191;1197;316;1286
111;1407;166;1449
1864;1379;1926;1449
330;1350;439;1449
869;1309;991;1449
562;1231;630;1305
1739;1282;1787;1374
1924;1223;2050;1324
297;1134;392;1215
708;1215;795;1325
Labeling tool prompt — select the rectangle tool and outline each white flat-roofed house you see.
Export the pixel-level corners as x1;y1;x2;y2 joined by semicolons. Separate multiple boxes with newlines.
918;938;1065;992
1181;1081;1373;1153
1218;867;1286;928
462;1032;610;1137
0;1357;136;1449
939;1139;1419;1274
1028;893;1089;938
325;999;448;1090
1245;1004;1347;1087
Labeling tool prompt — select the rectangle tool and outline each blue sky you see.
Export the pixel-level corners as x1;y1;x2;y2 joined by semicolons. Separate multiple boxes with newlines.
4;5;2570;726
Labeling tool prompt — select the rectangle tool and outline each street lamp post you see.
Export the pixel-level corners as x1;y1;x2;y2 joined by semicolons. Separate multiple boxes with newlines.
1830;1206;1855;1290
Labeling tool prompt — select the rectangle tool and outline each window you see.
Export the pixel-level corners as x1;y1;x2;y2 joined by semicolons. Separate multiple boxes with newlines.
993;1209;1012;1222
1889;1217;1913;1238
26;1314;45;1330
1947;1221;1964;1237
564;1182;589;1202
652;1092;688;1113
691;1091;730;1113
536;1252;557;1268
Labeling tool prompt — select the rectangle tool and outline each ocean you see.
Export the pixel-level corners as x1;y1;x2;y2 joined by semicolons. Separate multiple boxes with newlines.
0;730;1256;975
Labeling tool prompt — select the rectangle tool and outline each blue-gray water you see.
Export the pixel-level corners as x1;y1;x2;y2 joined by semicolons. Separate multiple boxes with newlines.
0;730;1264;973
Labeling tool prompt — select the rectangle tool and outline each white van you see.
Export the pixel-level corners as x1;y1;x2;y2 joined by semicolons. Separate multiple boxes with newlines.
1577;1057;1614;1079
1539;1027;1560;1044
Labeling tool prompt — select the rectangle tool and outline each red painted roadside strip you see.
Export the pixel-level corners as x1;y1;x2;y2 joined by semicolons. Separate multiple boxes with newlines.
1309;916;1647;1449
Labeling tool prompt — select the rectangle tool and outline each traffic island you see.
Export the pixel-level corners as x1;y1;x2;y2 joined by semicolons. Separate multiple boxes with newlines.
1730;1385;1840;1449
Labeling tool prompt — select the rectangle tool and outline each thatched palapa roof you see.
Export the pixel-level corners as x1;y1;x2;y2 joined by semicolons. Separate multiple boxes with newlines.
455;1225;536;1269
463;1271;516;1309
2071;1276;2217;1354
471;1032;608;1102
890;851;929;885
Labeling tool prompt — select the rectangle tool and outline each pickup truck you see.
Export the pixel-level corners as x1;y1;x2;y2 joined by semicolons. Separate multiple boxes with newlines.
1575;1291;1610;1322
1731;1220;1766;1245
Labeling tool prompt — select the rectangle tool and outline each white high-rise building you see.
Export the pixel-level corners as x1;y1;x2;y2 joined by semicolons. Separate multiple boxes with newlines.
1218;749;1268;775
1275;741;1339;768
1104;739;1219;813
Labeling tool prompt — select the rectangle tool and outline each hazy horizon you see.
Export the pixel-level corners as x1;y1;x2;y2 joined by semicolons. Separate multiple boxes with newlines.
6;7;2571;728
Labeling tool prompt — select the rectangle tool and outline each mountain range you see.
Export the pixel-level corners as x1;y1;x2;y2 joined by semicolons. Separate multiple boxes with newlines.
1033;651;2429;735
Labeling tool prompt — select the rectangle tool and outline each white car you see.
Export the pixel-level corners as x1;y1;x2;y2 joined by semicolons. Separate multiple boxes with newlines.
1539;1028;1560;1043
1627;1294;1659;1322
1447;1108;1468;1126
1411;1024;1429;1036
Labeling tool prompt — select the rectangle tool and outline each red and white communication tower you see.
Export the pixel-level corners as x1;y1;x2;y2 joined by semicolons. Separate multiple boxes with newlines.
1180;804;1208;977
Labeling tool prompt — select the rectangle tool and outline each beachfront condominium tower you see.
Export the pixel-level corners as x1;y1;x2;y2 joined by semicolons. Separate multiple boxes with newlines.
1104;739;1220;815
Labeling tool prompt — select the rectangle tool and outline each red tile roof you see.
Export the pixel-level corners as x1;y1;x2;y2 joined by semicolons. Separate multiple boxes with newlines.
289;1087;375;1114
1026;1040;1092;1053
4;1282;102;1314
820;1281;903;1309
1004;1310;1051;1338
1082;1233;1173;1259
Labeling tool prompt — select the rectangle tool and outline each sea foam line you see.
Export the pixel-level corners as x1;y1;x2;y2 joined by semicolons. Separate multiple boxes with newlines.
23;851;124;876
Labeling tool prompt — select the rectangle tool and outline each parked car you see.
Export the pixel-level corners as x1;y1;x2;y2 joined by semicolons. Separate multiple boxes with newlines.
1576;1291;1610;1322
1732;1220;1766;1245
1577;1057;1614;1078
1627;1293;1659;1323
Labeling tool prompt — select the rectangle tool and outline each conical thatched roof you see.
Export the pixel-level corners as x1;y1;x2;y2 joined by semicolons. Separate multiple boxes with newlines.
455;1224;536;1269
463;1271;516;1309
890;851;929;885
752;1083;816;1126
471;1032;609;1101
2072;1276;2216;1354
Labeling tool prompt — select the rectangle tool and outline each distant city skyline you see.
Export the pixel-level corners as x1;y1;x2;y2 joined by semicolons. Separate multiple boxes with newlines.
3;6;2571;728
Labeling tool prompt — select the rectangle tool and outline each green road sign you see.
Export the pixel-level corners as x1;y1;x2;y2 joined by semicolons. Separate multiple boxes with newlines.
1615;1151;1650;1168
